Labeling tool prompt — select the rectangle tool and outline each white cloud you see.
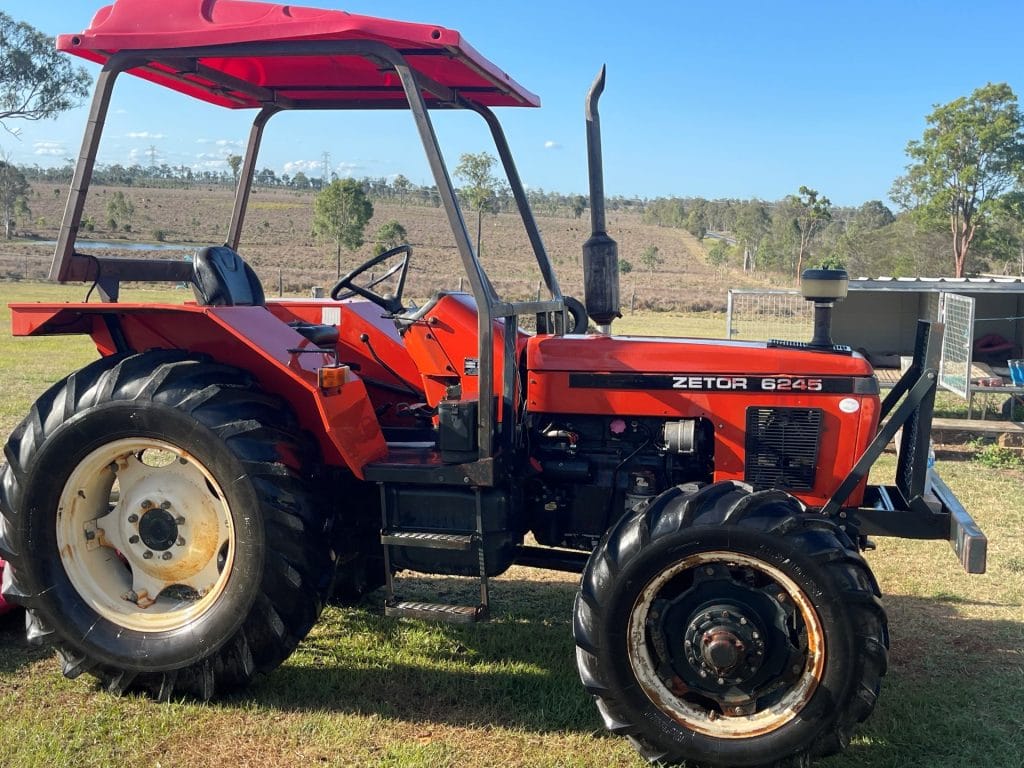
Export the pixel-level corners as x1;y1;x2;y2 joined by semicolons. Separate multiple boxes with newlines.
33;141;66;157
335;161;363;177
283;159;320;175
544;140;562;150
126;131;166;140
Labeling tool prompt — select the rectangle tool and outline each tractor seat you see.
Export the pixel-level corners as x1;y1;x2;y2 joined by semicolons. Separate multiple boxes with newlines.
192;246;339;348
192;246;265;306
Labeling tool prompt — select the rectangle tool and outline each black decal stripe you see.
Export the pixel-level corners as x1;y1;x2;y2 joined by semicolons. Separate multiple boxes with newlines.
567;373;878;395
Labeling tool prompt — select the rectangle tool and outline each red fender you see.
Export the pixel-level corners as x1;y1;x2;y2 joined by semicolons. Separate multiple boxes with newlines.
10;302;386;477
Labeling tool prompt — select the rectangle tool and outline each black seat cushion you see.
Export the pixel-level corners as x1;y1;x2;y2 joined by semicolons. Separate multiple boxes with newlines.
289;321;340;347
192;246;265;306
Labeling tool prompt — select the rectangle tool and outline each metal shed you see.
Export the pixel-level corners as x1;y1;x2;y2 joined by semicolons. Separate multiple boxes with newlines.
727;277;1024;415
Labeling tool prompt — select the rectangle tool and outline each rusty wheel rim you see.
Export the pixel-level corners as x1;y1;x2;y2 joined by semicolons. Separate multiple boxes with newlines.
56;438;236;632
626;550;826;739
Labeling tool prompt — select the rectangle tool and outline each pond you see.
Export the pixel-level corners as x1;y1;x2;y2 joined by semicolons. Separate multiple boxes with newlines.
34;239;195;253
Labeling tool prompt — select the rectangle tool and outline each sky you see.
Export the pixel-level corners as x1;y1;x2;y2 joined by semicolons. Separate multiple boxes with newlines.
2;0;1023;207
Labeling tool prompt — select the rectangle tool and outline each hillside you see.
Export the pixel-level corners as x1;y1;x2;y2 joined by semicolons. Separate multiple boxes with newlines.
2;183;769;312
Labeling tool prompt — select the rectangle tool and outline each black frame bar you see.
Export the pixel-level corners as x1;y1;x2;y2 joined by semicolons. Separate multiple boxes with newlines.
822;321;987;573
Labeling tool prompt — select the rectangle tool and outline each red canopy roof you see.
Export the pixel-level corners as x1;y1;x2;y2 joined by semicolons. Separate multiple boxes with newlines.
57;0;540;109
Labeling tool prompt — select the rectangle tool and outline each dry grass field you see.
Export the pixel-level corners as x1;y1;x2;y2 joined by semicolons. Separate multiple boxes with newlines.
0;188;1020;767
2;182;765;312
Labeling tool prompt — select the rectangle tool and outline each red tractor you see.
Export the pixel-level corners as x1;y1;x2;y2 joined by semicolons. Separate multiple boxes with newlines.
0;2;986;766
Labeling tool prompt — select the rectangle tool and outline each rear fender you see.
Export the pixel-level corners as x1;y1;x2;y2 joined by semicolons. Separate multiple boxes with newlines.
9;302;386;477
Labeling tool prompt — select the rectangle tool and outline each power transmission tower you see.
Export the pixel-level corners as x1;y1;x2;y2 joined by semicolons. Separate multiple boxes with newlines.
321;151;331;187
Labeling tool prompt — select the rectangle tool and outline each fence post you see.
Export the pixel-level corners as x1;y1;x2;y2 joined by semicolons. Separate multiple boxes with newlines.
278;268;283;297
726;290;734;338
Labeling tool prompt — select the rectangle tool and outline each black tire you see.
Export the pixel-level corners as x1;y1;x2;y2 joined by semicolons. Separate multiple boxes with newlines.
0;351;332;700
573;481;888;768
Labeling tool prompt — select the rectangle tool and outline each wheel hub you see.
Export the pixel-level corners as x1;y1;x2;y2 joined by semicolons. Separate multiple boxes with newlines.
56;438;235;631
139;507;179;551
683;604;765;686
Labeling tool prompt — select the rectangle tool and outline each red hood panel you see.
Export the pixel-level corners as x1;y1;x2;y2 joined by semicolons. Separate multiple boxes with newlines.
527;335;874;377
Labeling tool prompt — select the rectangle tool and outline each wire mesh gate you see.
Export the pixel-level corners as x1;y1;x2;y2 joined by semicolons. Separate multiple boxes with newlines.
725;290;813;342
938;292;974;400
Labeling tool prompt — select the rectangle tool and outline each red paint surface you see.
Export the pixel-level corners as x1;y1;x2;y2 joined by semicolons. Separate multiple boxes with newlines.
57;0;539;109
10;301;387;476
525;334;879;508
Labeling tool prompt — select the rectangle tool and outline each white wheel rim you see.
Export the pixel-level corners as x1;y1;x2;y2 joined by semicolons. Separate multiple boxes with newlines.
627;551;826;739
56;438;236;632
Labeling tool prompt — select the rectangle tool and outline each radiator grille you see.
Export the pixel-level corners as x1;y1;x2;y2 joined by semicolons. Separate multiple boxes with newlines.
745;407;822;491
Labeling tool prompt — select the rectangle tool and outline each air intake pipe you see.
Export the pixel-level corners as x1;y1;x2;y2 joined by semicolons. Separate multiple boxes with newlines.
582;66;621;334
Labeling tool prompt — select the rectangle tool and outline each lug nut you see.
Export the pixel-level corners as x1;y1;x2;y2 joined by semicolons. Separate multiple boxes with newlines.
141;500;152;509
176;537;186;547
160;501;172;510
129;535;140;544
127;514;139;523
174;516;185;526
162;552;173;561
143;551;153;560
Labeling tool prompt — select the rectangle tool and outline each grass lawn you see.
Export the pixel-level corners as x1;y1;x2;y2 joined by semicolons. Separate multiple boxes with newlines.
0;281;1021;767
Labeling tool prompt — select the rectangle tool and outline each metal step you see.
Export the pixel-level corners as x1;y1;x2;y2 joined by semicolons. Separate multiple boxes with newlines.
381;531;475;551
385;600;485;624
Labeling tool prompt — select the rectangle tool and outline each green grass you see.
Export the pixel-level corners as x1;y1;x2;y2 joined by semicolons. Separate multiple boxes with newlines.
0;281;1022;767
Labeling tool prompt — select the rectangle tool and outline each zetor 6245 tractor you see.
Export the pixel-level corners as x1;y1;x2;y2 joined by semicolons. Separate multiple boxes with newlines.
0;2;987;766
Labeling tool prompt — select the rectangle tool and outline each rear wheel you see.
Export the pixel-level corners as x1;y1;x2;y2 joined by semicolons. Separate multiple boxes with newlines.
0;351;331;699
573;481;888;767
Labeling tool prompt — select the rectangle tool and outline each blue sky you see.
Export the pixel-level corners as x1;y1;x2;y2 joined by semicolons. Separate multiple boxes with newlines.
3;0;1023;206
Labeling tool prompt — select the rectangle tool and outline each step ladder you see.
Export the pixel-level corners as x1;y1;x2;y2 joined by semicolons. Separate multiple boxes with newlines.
380;491;490;624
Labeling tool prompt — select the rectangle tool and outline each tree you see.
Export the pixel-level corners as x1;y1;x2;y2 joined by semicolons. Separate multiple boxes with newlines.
373;220;408;255
313;178;374;278
570;194;587;219
0;160;30;238
226;154;243;185
852;200;895;231
891;82;1024;277
0;13;91;135
105;190;134;233
455;151;500;256
640;245;662;273
733;200;771;271
787;186;832;278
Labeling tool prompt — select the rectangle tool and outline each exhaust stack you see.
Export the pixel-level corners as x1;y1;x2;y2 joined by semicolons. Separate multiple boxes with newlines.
582;66;620;334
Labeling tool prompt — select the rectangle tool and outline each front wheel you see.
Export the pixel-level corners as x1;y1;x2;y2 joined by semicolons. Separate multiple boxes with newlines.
573;482;889;767
0;351;332;700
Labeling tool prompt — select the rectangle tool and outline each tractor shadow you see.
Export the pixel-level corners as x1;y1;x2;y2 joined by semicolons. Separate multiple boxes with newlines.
0;607;48;675
819;592;1022;767
237;571;601;734
244;575;1024;759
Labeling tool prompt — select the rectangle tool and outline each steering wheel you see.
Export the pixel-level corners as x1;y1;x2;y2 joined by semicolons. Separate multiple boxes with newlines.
330;244;411;313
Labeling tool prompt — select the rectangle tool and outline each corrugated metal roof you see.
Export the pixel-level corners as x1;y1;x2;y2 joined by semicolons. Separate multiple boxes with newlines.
849;276;1024;292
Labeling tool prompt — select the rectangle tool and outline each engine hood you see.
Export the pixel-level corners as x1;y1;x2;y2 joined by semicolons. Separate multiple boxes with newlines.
526;334;875;377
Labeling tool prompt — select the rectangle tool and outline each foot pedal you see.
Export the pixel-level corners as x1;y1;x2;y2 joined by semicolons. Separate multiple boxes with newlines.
385;600;485;624
381;531;475;550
